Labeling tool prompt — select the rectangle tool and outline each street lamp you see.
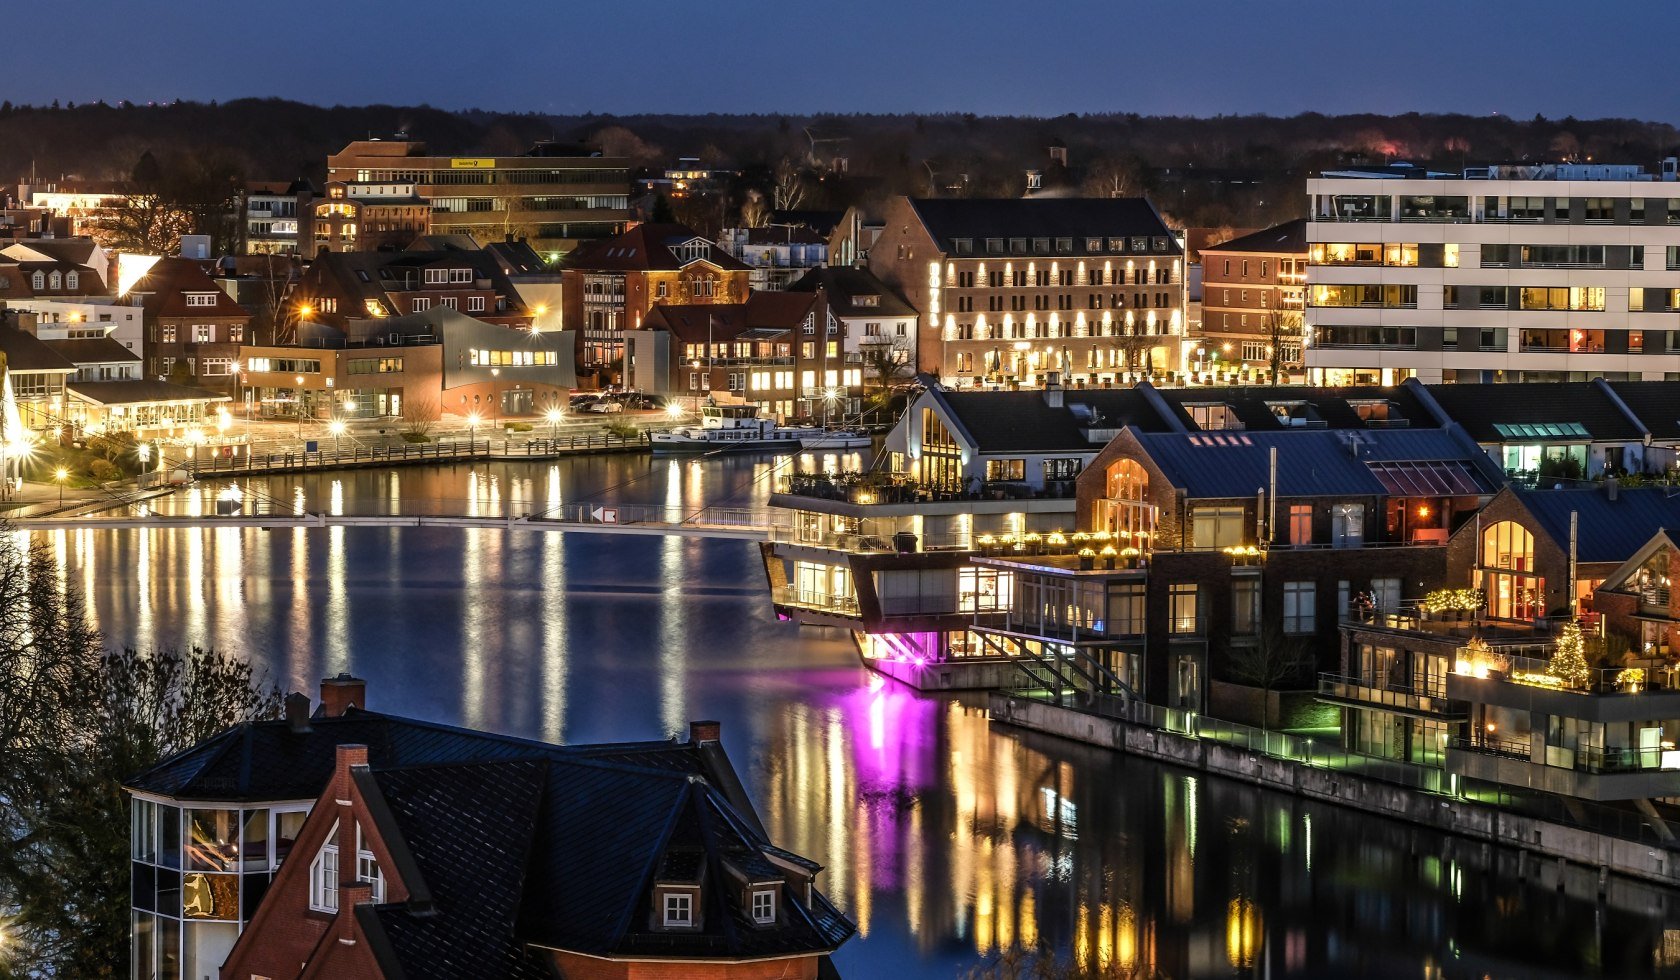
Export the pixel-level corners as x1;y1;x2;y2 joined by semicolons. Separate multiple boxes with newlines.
490;367;501;429
54;466;67;505
821;386;839;427
294;374;306;441
544;406;564;440
664;402;684;422
466;411;481;451
329;418;347;453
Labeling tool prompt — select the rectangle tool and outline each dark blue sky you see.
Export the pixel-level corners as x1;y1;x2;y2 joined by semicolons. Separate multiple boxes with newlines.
28;0;1680;121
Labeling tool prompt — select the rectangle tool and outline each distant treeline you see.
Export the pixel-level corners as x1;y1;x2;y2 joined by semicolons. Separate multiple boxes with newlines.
4;98;1678;230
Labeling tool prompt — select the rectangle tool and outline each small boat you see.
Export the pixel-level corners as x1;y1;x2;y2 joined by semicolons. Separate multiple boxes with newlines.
651;405;821;454
798;429;873;450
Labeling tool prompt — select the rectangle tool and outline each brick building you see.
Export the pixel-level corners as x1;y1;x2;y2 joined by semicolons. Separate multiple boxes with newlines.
125;256;253;391
865;197;1184;387
288;241;534;336
633;291;827;420
300;181;432;257
1197;218;1306;378
561;224;752;381
126;679;852;980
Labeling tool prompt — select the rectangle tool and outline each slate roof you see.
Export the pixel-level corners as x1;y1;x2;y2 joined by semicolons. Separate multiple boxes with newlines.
934;388;1176;453
0;328;75;371
130;258;251;319
1200;218;1308;255
908;197;1180;257
564;223;749;272
1423;381;1645;442
1515;487;1680;565
787;266;916;318
68;380;229;406
645;292;818;342
1156;384;1438;432
1608;381;1680;441
42;336;139;364
306;248;528;318
1130;427;1500;500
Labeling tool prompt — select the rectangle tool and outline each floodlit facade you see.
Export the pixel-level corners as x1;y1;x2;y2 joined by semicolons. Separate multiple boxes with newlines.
1305;161;1680;385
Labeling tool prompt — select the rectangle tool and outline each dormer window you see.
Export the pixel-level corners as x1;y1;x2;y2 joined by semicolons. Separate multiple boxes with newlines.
185;293;218;308
48;271;62;290
751;889;775;925
31;271;44;290
309;822;340;913
663;893;692;927
66;272;78;290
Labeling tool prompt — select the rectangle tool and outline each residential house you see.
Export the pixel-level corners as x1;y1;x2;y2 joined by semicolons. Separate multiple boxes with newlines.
561;223;752;380
300;181;431;257
125;677;852;980
632;292;819;420
788;266;919;407
125;257;253;390
1197;219;1307;377
243;179;306;255
287;242;533;338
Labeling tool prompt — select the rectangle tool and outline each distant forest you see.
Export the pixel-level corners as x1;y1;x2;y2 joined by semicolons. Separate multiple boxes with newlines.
3;97;1679;231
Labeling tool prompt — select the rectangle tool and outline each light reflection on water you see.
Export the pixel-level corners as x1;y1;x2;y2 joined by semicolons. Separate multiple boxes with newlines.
42;454;1680;978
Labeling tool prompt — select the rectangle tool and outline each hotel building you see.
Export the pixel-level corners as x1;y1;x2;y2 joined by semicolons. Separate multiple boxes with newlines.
1305;161;1680;385
866;198;1185;388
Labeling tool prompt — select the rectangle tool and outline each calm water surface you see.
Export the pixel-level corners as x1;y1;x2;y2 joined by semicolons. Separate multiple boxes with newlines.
43;454;1680;978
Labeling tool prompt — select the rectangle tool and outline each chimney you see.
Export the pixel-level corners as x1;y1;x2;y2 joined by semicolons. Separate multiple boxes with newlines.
688;720;722;744
1043;371;1064;409
319;673;367;718
285;691;312;733
1606;477;1619;502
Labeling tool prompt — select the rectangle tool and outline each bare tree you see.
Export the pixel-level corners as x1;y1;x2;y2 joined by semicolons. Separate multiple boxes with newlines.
1081;156;1145;199
1226;627;1313;730
1264;309;1303;385
771;158;808;212
739;189;772;229
1115;331;1160;375
859;335;914;409
401;394;440;441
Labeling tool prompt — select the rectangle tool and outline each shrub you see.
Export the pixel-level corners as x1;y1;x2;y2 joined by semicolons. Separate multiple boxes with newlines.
88;459;121;482
603;419;640;439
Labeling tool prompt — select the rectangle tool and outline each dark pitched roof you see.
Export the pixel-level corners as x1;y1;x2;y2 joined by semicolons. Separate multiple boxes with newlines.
907;198;1179;257
736;225;825;246
564;224;749;272
1157;383;1438;432
131;258;251;319
1130;427;1499;499
787;266;916;319
1515;486;1680;564
934;388;1176;453
0;328;75;371
125;707;722;802
642;303;750;343
1199;218;1308;255
42;336;139;365
1423;381;1646;442
68;380;230;405
1608;381;1680;441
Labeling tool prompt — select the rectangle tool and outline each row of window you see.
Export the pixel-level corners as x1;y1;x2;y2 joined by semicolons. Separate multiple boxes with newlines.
467;348;560;367
27;269;82;290
949;235;1175;256
153;323;243;344
1315;193;1680;224
952;267;1175;288
954;291;1175;313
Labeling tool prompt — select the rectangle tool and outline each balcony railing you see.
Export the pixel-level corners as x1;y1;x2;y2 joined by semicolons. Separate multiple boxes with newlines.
777;473;1077;505
1449;736;1680;777
1317;672;1462;717
1473;652;1680;697
772;586;859;616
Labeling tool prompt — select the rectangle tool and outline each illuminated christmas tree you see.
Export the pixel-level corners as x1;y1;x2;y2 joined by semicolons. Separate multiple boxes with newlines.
1547;620;1591;689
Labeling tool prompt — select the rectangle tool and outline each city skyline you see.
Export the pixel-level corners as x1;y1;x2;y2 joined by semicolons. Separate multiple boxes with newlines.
21;0;1680;123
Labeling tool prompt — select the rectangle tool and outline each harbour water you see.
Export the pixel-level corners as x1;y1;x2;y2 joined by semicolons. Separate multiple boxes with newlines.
42;453;1680;977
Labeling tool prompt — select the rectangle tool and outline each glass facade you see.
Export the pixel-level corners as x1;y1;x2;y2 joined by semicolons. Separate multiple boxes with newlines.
130;798;309;980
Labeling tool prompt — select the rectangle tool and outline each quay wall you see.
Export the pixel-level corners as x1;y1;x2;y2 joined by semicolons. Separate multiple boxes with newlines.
989;693;1680;889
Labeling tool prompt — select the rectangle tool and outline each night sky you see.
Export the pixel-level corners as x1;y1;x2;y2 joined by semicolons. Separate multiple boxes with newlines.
24;0;1680;120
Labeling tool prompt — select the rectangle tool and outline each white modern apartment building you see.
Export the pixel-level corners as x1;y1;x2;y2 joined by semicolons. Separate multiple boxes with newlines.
1305;161;1680;384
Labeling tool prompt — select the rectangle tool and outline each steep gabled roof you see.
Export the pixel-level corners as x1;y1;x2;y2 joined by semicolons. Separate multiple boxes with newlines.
787;266;916;318
1423;381;1645;442
130;258;250;319
1514;487;1680;564
565;224;748;273
1200;218;1308;255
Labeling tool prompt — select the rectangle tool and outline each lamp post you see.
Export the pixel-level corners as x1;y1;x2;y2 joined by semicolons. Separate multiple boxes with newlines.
54;466;67;506
294;374;305;441
490;367;501;430
545;406;563;441
329;418;346;453
466;411;480;452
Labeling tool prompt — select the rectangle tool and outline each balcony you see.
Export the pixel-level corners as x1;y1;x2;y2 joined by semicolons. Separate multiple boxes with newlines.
1446;736;1680;801
1317;672;1464;719
778;473;1077;506
771;586;859;617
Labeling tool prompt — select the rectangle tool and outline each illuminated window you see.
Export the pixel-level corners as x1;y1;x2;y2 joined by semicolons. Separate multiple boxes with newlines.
309;824;339;912
1479;521;1544;620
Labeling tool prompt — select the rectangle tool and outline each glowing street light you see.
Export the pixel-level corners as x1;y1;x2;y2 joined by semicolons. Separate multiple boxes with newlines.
544;406;564;440
328;418;347;452
664;401;684;421
466;411;481;450
54;466;67;505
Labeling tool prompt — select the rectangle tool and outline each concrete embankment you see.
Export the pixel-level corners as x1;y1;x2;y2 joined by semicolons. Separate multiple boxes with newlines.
989;692;1680;890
